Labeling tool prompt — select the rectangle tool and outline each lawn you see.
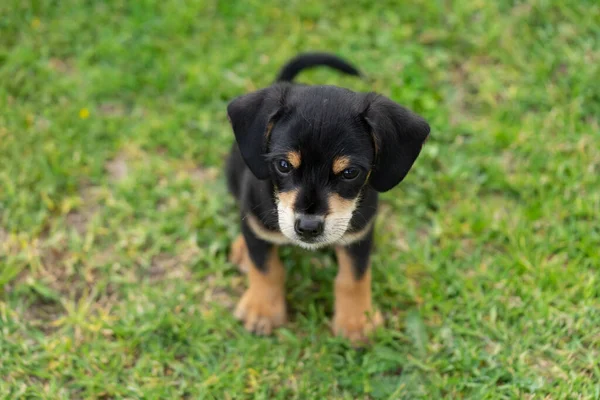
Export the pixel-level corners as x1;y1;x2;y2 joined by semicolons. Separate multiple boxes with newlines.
1;0;599;398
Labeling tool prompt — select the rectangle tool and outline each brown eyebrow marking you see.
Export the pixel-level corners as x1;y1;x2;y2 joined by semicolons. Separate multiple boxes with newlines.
287;151;301;169
332;156;351;174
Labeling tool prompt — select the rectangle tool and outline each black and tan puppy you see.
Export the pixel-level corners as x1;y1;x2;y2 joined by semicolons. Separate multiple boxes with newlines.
226;53;430;342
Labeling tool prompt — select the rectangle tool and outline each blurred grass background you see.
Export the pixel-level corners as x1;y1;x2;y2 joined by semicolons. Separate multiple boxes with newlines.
1;0;599;398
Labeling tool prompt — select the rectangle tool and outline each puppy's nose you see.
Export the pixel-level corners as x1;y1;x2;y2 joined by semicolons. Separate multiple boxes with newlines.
294;216;324;239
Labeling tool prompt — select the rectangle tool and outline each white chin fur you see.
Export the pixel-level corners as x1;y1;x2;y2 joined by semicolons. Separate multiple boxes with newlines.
277;203;353;250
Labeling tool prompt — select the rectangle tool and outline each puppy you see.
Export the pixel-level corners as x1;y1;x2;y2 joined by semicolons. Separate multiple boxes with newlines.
226;53;430;342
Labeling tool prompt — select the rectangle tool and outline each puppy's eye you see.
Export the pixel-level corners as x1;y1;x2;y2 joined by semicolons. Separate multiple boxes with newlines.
275;159;291;174
342;168;360;180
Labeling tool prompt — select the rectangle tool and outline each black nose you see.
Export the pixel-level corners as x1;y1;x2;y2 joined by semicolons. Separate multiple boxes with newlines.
294;216;324;239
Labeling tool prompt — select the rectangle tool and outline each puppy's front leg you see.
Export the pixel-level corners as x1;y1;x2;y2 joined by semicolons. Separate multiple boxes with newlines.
233;220;286;335
333;231;383;342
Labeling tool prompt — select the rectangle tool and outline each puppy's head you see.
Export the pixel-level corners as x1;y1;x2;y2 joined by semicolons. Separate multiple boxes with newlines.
228;84;429;249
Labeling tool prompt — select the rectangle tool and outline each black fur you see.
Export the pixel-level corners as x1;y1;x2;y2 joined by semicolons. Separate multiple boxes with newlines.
361;93;430;191
276;52;362;82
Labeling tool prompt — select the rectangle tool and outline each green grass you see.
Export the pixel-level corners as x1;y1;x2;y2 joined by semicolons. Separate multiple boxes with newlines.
1;0;599;398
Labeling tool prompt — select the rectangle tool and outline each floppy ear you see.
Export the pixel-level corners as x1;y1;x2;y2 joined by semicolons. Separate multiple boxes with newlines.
361;93;430;192
227;84;288;179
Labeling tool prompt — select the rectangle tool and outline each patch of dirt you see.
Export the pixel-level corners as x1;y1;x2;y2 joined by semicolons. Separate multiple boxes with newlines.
454;238;476;259
485;341;501;356
24;232;106;300
148;240;200;283
98;102;126;117
48;58;75;75
149;253;192;282
448;65;470;127
147;243;239;310
0;228;8;245
37;240;73;293
34;117;51;132
105;153;129;182
202;275;236;309
188;166;219;182
7;237;73;331
90;246;117;267
65;185;101;237
23;301;64;334
511;3;532;17
65;212;88;236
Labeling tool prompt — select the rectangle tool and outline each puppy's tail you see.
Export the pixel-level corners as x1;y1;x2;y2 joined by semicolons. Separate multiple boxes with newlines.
276;52;362;82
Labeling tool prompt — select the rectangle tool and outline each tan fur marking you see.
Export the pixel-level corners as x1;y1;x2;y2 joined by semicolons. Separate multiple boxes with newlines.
332;156;351;174
278;189;298;208
234;246;286;335
287;151;301;169
328;193;356;215
333;247;383;343
371;132;379;157
229;234;250;273
247;214;290;245
265;121;274;140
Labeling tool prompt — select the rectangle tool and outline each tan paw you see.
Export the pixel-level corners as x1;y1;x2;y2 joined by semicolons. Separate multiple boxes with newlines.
234;288;286;335
333;310;383;343
229;235;249;273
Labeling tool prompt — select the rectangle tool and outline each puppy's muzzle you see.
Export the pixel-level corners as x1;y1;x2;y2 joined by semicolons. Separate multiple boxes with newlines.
294;215;324;240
